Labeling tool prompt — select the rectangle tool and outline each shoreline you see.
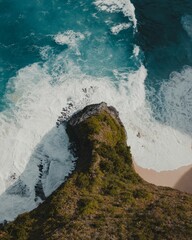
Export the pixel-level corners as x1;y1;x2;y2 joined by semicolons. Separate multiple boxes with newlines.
133;161;192;194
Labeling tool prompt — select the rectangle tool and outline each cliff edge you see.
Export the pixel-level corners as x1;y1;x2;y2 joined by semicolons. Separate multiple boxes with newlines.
1;103;192;240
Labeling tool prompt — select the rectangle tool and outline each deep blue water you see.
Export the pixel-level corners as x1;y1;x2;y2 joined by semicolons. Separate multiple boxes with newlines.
133;0;192;95
132;0;192;133
0;0;138;109
0;0;192;221
0;0;192;132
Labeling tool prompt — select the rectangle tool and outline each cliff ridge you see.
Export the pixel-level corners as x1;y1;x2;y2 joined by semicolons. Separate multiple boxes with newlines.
1;103;192;240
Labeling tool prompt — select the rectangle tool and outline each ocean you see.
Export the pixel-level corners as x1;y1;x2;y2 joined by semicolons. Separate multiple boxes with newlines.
0;0;192;221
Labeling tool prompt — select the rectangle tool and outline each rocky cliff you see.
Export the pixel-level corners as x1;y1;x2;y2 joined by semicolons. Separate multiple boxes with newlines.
0;102;192;240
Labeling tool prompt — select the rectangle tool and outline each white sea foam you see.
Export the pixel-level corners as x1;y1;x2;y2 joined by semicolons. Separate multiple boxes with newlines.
133;45;140;57
181;15;192;39
54;30;85;46
40;46;54;60
1;7;192;220
54;30;85;55
0;54;192;221
157;66;192;137
111;23;131;35
94;0;137;28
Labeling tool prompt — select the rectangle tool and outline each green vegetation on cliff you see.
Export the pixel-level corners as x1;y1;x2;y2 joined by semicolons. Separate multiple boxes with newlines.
0;103;192;240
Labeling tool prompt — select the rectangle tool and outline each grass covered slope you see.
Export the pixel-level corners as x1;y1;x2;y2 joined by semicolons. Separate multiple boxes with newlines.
1;102;192;240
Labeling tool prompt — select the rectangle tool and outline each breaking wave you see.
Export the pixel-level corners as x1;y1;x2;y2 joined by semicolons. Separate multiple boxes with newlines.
0;0;191;222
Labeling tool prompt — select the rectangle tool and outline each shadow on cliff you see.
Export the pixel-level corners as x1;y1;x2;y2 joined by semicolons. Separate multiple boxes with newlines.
0;123;75;222
0;115;191;222
174;167;192;194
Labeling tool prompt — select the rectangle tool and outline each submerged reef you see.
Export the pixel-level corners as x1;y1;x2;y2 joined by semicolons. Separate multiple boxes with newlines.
1;102;192;240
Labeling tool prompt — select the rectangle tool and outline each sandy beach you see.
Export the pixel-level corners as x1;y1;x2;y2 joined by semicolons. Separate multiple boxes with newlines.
134;161;192;194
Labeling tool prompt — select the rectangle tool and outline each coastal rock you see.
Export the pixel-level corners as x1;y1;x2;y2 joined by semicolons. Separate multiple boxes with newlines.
66;102;128;172
68;102;123;127
1;103;192;240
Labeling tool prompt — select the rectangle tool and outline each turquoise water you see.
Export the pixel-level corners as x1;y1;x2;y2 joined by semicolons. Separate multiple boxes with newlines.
0;0;192;222
1;0;192;134
0;0;139;109
0;0;192;176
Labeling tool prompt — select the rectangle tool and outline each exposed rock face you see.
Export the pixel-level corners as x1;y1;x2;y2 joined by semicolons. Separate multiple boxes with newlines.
68;102;123;127
66;102;127;172
1;103;192;240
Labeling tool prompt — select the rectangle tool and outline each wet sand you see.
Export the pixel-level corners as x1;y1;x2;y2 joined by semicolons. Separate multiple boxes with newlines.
134;162;192;194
